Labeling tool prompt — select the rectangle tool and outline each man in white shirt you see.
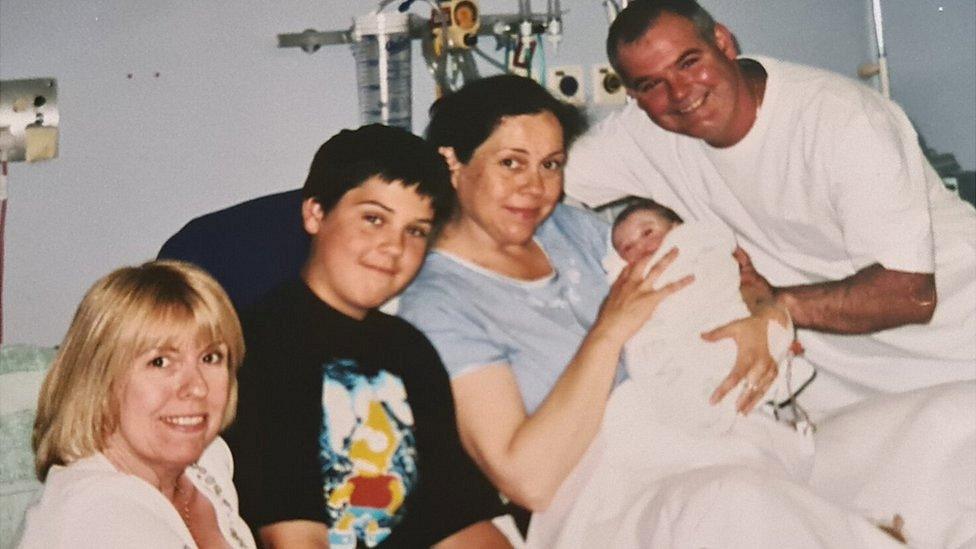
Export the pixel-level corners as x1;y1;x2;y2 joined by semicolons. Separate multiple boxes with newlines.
566;0;976;414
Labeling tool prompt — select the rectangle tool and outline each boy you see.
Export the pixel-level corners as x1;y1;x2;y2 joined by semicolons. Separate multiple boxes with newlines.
227;125;509;548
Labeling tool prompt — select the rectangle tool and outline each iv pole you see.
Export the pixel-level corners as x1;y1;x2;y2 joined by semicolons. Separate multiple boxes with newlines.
870;0;891;98
277;5;560;58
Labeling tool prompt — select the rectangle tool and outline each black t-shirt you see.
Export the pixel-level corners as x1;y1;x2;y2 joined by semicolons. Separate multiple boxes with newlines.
226;281;503;548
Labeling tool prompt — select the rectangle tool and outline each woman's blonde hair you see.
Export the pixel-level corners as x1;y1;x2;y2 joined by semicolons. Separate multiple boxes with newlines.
32;260;244;481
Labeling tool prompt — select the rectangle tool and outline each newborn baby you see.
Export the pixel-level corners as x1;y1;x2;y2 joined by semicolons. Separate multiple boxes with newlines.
606;198;814;433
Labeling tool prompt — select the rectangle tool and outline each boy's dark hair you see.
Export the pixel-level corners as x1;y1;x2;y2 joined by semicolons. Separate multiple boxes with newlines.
302;124;455;233
612;197;684;233
425;74;587;163
607;0;717;85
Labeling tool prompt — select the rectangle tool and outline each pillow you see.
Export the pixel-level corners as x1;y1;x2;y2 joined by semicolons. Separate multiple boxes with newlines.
0;344;56;549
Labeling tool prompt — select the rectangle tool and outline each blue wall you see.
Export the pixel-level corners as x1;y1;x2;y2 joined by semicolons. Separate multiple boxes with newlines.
883;0;975;170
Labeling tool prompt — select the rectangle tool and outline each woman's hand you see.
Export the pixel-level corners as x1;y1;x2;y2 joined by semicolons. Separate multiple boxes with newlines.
594;248;695;345
702;301;789;414
704;246;788;414
450;249;692;511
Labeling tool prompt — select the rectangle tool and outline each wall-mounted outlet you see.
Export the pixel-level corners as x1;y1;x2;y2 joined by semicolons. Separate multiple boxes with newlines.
546;65;585;105
0;78;59;162
592;64;626;105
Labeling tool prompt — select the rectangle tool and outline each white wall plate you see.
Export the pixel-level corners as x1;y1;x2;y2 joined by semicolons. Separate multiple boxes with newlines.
546;65;585;105
592;64;626;105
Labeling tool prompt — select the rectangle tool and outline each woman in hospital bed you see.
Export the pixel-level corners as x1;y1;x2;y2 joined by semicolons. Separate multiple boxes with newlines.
527;198;854;546
529;198;975;548
399;74;975;549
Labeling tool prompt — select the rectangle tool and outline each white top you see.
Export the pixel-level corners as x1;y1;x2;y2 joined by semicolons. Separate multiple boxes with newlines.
18;437;256;549
567;56;976;412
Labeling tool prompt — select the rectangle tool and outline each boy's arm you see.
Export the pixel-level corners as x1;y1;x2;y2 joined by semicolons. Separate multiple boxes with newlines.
406;329;511;547
260;520;330;549
433;521;511;548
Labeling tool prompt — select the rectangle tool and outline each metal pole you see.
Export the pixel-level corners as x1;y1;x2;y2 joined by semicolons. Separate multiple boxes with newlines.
871;0;891;98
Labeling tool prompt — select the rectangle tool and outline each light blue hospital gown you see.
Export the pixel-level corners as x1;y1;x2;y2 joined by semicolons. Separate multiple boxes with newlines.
398;203;619;413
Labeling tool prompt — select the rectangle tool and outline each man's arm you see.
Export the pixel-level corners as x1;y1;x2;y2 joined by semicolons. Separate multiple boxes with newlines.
735;248;936;334
705;253;935;411
774;265;935;333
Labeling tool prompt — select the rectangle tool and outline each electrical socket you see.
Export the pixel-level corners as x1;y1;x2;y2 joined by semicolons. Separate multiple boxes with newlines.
546;65;585;105
592;64;626;105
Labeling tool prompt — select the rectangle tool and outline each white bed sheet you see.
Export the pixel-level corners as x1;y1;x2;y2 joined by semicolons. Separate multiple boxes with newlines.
527;381;976;548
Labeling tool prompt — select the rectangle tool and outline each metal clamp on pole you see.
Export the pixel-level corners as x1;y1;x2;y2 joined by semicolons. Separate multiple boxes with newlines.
276;0;564;128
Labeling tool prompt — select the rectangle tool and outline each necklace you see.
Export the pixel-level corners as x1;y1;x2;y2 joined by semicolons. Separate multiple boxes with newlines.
173;479;194;528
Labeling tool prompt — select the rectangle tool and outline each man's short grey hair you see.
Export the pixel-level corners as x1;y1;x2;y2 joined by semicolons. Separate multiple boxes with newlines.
607;0;717;85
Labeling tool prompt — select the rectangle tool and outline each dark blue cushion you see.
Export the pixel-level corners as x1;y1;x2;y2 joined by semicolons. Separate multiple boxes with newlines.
158;190;308;312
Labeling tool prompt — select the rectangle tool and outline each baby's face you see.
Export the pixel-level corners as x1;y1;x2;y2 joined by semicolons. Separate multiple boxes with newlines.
612;210;677;264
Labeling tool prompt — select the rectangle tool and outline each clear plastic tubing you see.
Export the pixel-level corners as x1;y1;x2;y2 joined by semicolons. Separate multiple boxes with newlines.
351;12;412;131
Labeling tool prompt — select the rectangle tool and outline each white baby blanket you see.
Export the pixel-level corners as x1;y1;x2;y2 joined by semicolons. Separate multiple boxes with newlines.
603;221;810;432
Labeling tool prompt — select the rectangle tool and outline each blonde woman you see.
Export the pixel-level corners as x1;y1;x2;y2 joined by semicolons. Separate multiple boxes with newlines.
20;261;255;548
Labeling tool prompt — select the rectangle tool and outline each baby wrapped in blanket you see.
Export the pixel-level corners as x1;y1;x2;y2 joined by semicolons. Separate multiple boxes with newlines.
605;199;814;433
525;202;913;548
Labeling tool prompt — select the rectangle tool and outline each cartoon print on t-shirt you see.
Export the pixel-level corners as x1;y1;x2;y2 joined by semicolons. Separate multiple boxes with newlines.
319;360;418;548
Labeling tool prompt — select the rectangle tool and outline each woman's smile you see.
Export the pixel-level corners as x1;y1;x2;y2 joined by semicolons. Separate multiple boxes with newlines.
160;413;208;430
505;205;543;220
